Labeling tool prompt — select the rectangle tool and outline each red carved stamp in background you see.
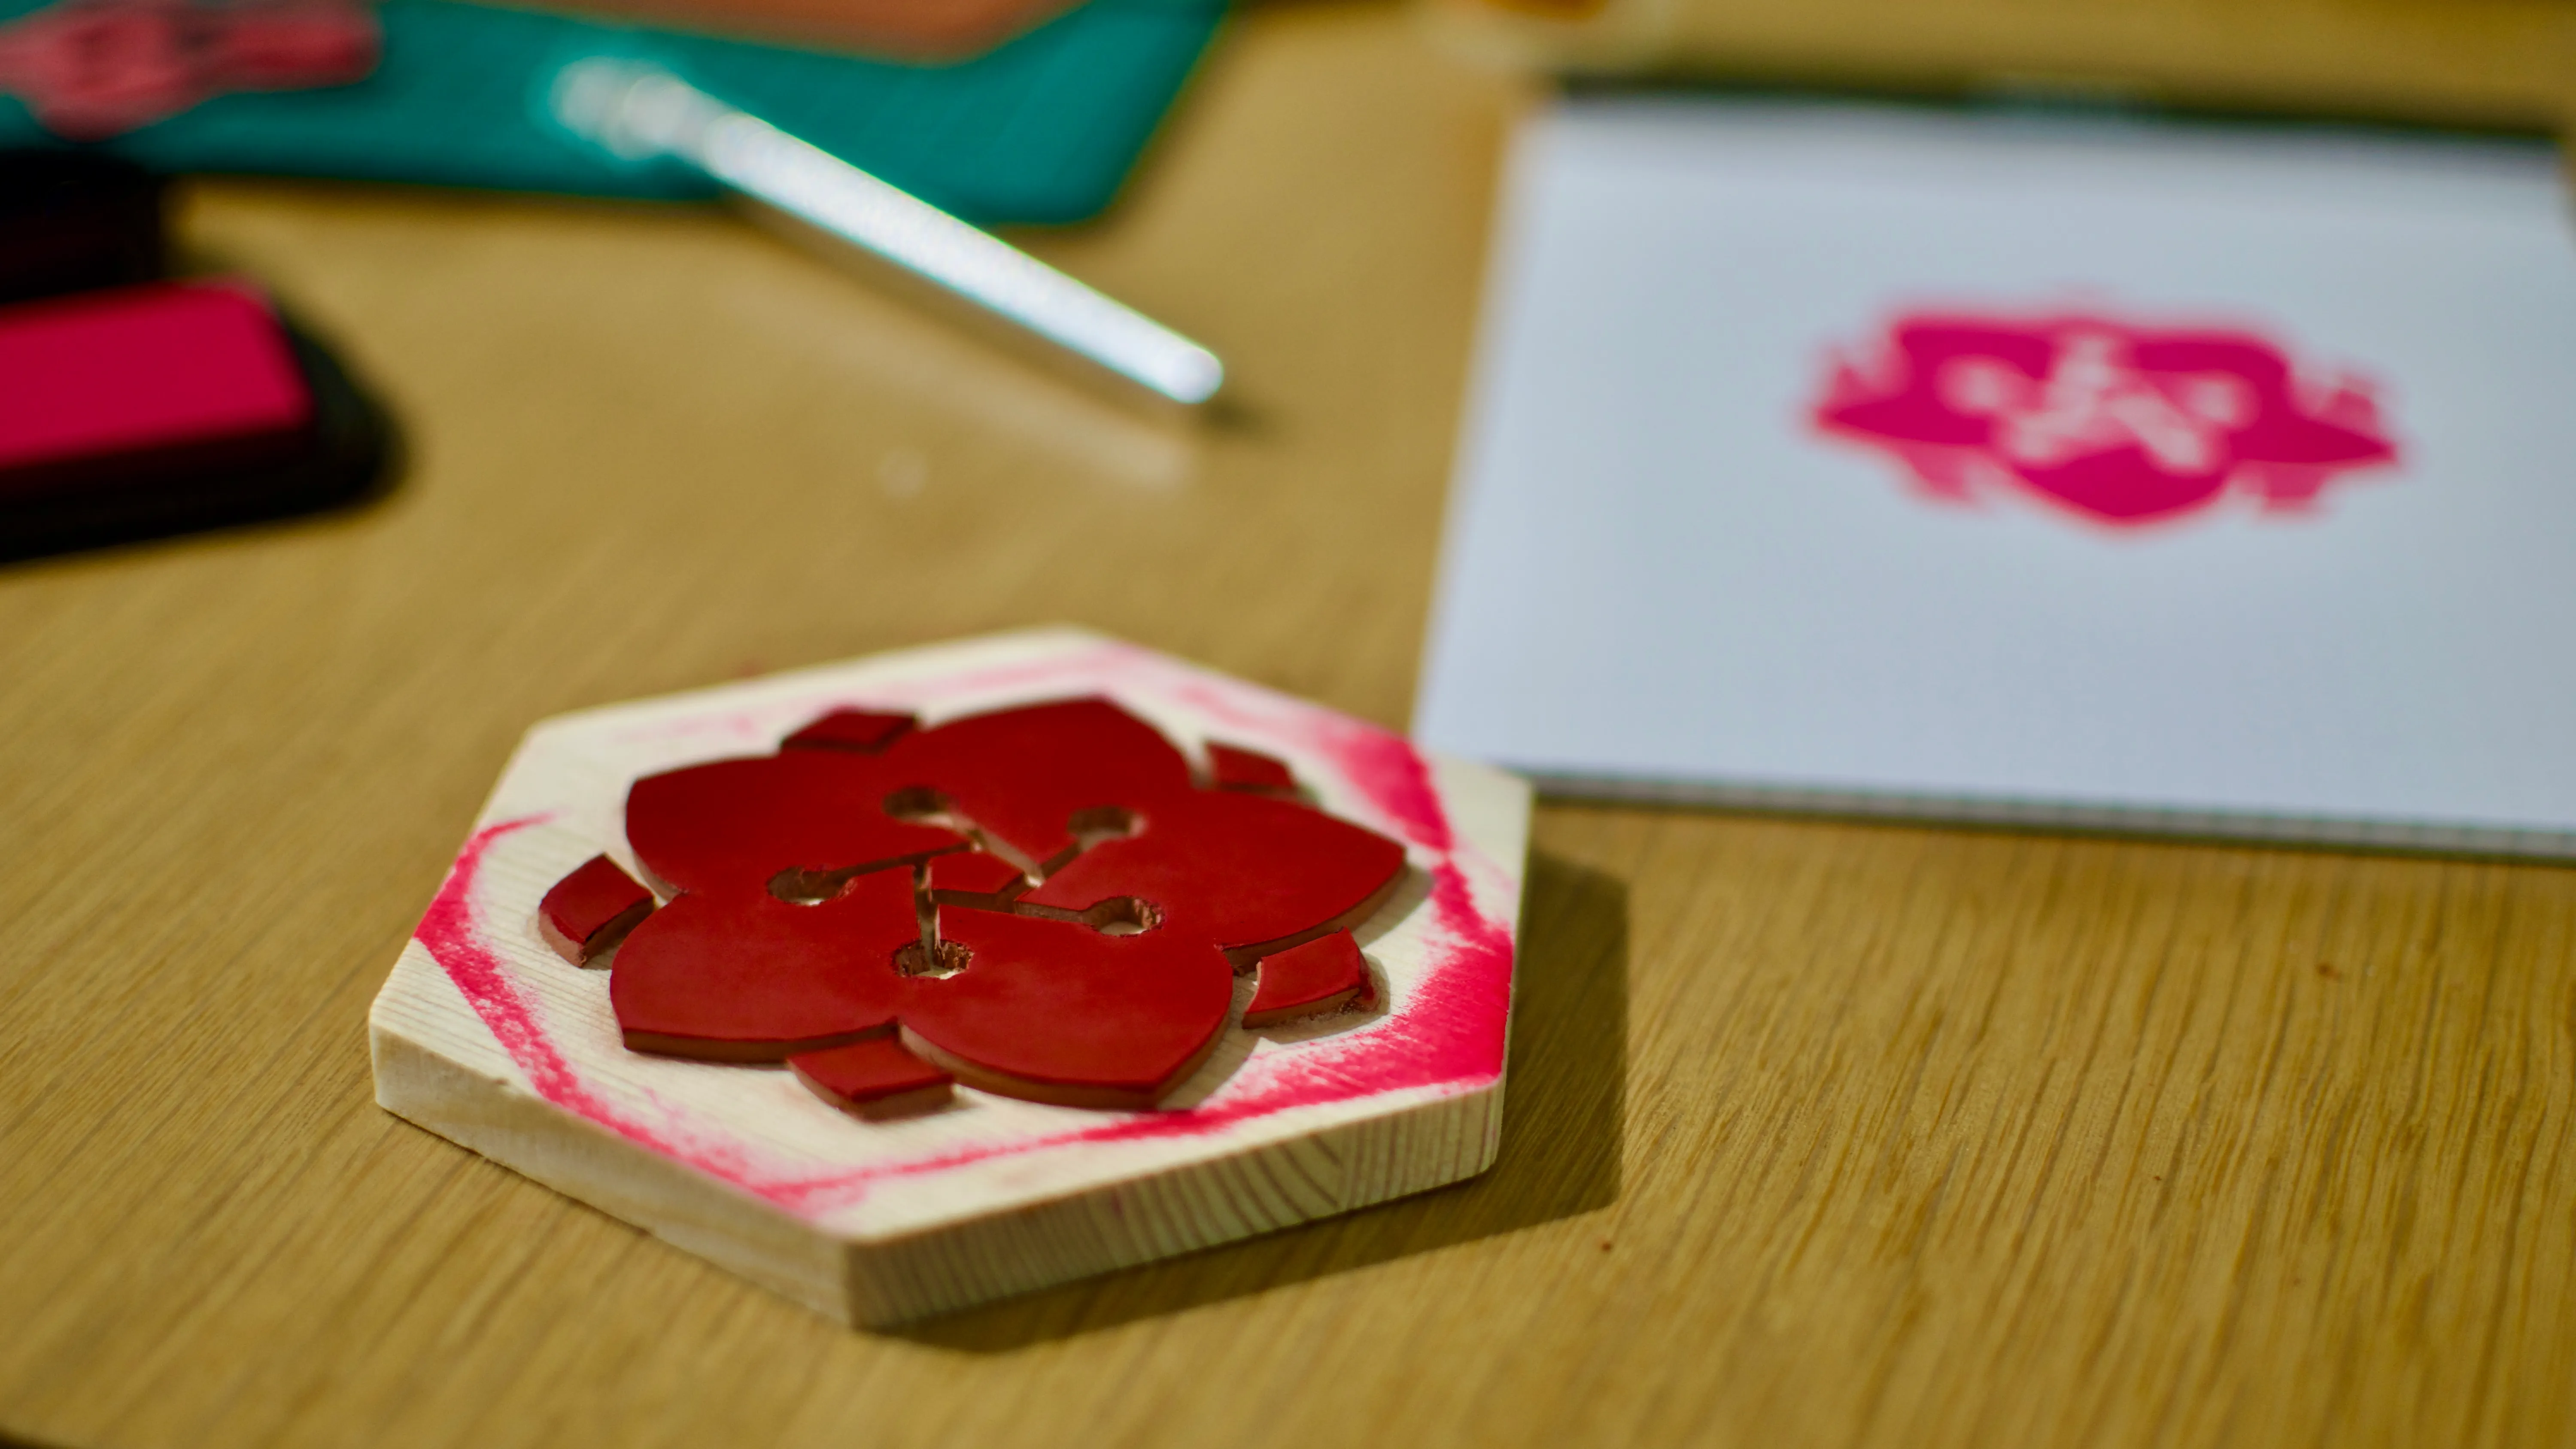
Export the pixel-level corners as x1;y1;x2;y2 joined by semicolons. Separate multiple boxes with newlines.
0;0;377;140
1813;307;2399;527
541;697;1407;1117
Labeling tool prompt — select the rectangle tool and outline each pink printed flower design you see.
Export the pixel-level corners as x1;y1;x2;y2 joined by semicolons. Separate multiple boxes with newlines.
538;698;1408;1118
0;0;377;140
1814;308;2399;526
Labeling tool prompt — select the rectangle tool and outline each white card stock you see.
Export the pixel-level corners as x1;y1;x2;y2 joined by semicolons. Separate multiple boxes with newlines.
1416;97;2576;854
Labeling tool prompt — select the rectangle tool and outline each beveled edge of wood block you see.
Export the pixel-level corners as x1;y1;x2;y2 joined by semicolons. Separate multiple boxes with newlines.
837;1076;1508;1324
371;942;1510;1326
371;989;852;1318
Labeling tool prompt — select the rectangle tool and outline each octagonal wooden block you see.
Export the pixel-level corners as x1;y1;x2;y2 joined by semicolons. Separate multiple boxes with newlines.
367;628;1531;1326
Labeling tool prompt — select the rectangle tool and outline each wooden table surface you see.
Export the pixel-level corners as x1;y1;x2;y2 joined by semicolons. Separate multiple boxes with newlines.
4;4;2573;1446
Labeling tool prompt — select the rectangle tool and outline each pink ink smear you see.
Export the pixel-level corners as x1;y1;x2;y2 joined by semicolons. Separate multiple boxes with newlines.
410;642;1518;1220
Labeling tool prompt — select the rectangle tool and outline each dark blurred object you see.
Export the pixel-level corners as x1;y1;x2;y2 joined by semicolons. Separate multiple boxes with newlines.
0;149;163;304
1424;0;2575;131
0;180;392;562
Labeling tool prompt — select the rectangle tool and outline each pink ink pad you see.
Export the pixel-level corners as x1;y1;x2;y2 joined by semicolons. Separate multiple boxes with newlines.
0;274;387;560
0;278;313;493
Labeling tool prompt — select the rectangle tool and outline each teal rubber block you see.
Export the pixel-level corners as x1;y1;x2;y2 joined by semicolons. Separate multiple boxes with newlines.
0;0;1227;223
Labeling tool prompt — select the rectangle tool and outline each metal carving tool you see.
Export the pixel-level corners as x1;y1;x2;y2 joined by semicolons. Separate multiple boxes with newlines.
550;57;1225;408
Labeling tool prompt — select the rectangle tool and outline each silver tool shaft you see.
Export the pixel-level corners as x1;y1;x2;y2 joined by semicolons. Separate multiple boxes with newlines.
553;58;1224;407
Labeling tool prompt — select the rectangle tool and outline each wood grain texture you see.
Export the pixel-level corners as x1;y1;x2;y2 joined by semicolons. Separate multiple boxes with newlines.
1426;0;2576;130
1;3;2572;1446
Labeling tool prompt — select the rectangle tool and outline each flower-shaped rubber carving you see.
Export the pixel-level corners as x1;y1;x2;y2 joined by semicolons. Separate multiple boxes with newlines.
536;698;1408;1116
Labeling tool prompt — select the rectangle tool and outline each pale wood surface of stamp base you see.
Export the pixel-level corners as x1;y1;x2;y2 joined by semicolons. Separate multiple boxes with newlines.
365;630;1529;1326
4;3;2576;1448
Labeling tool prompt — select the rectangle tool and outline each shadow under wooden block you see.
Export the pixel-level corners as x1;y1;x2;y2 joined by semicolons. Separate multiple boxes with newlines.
891;848;1630;1351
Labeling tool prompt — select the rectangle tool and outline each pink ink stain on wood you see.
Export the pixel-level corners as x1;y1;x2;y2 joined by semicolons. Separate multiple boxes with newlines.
410;644;1517;1219
415;816;785;1188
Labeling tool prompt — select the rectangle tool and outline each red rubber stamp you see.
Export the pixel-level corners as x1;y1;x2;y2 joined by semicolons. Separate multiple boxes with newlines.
368;629;1531;1325
0;0;378;140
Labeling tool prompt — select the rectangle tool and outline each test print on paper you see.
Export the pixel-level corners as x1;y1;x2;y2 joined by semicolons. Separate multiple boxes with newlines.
1419;96;2576;853
1812;307;2400;527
